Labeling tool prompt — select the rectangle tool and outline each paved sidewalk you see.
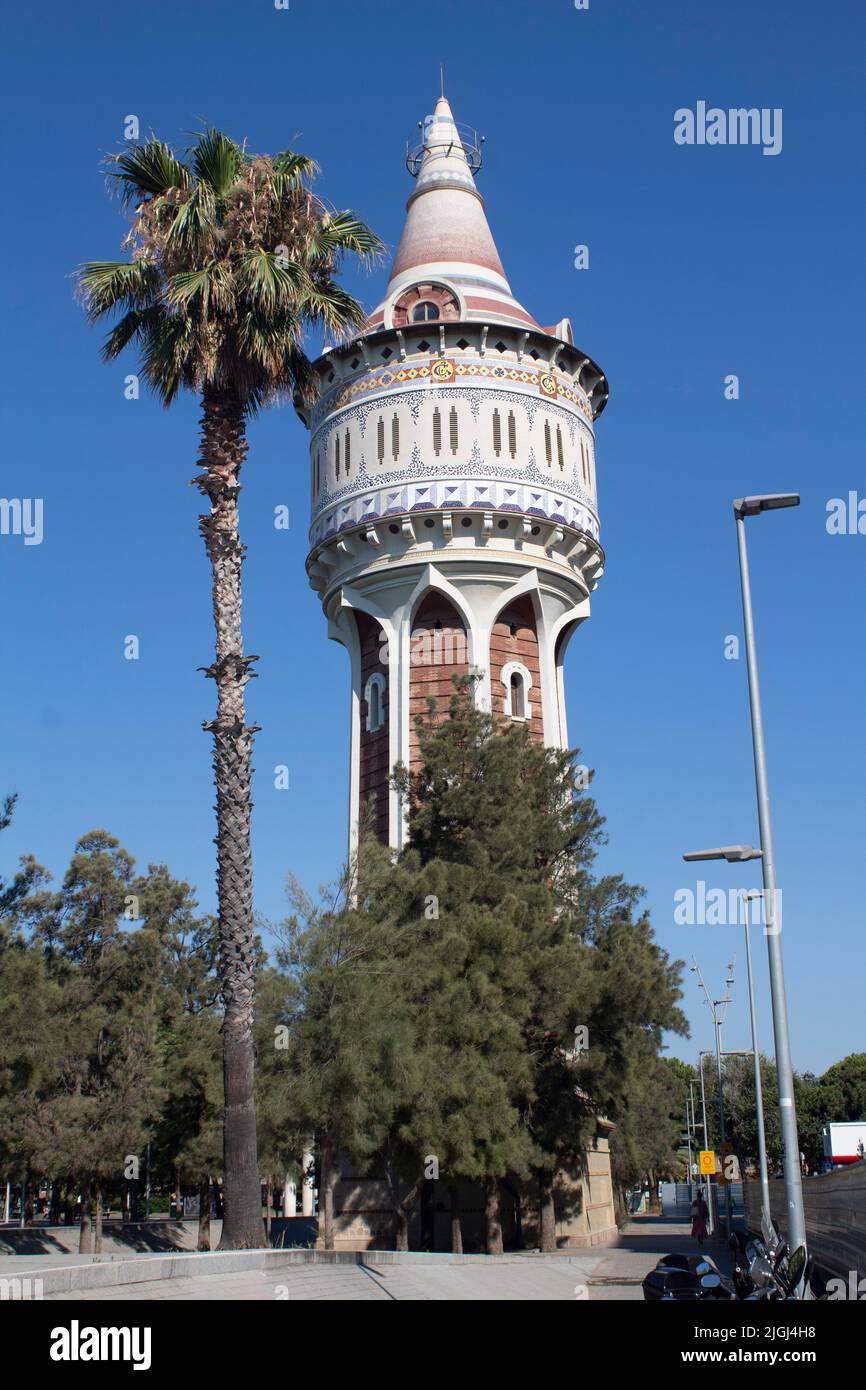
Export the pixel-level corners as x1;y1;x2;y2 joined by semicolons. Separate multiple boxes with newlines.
43;1254;603;1302
16;1216;736;1301
587;1215;736;1300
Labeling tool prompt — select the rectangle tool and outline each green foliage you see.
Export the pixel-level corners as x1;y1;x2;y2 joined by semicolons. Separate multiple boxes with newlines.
261;679;690;1225
77;128;384;408
0;804;220;1205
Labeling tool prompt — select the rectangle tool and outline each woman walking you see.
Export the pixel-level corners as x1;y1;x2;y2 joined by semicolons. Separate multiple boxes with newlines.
690;1190;709;1247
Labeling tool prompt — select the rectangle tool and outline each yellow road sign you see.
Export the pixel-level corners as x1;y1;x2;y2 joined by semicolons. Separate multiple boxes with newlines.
699;1150;716;1175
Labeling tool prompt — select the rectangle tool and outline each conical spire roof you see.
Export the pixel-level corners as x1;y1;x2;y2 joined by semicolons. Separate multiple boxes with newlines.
365;96;539;333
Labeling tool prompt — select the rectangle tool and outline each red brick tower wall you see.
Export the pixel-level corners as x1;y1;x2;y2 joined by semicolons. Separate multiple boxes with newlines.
409;593;469;771
356;611;390;843
489;594;544;742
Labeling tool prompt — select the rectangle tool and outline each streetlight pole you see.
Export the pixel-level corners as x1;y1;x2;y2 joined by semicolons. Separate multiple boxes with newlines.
734;494;806;1256
741;890;771;1220
692;960;734;1238
685;1100;693;1198
698;1051;715;1234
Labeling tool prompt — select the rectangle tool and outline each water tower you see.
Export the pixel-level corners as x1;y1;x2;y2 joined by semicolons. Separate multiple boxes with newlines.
298;94;609;854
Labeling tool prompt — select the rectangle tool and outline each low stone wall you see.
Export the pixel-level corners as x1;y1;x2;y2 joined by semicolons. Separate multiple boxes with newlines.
0;1220;214;1258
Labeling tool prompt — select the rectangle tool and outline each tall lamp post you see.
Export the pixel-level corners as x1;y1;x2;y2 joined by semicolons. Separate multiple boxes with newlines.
741;889;771;1221
698;1050;715;1233
691;955;734;1238
733;493;806;1256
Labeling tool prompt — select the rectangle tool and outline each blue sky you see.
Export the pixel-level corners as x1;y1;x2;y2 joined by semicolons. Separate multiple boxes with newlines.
1;0;863;1080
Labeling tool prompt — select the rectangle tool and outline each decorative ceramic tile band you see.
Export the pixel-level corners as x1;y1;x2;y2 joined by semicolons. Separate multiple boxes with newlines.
312;356;593;432
308;476;601;550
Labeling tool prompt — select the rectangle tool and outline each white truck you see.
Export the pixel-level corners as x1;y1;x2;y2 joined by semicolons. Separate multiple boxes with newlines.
822;1121;866;1166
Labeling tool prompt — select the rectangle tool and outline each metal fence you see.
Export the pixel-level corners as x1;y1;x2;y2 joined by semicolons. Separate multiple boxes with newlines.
744;1163;866;1283
660;1181;744;1218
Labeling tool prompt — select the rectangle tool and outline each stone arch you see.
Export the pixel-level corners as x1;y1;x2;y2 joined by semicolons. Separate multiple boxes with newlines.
408;591;469;770
355;610;390;844
489;593;544;742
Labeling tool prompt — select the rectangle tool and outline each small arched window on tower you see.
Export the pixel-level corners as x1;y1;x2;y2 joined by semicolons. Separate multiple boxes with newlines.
432;407;442;456
544;420;552;466
315;452;320;494
501;662;533;723
364;672;386;733
507;410;517;458
556;425;564;471
412;301;440;322
492;409;502;457
334;433;340;478
344;429;351;475
449;407;459;455
392;414;400;461
377;417;385;464
580;438;588;485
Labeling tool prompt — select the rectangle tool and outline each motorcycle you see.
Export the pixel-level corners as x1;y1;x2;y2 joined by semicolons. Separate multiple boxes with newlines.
642;1213;812;1301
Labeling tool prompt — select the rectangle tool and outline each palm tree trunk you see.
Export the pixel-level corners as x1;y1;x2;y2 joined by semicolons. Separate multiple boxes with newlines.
196;388;262;1250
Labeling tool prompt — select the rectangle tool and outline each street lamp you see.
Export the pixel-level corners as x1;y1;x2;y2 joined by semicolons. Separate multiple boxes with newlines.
733;492;807;1258
741;890;771;1221
683;846;771;1227
698;1050;715;1233
691;959;734;1238
683;846;763;864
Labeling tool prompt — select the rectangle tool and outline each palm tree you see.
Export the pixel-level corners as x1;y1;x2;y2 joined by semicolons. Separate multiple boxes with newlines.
78;129;382;1248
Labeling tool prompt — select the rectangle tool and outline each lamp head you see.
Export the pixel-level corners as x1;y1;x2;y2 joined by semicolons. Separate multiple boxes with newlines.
683;845;763;863
733;493;800;518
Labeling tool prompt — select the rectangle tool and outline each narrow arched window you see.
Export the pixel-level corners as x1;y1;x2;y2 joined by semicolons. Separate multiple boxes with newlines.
501;662;532;722
392;414;400;461
449;407;459;454
345;429;351;475
432;407;442;456
377;417;385;464
556;425;564;471
510;672;525;719
364;673;386;733
507;410;517;458
334;434;340;478
544;420;552;465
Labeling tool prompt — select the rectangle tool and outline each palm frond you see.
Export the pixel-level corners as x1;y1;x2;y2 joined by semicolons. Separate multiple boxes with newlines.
139;314;195;405
236;248;310;311
309;211;385;267
76;260;161;320
238;306;303;371
101;306;165;361
271;149;319;192
165;182;217;255
192;128;245;198
109;142;190;206
166;262;233;314
301;280;368;337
